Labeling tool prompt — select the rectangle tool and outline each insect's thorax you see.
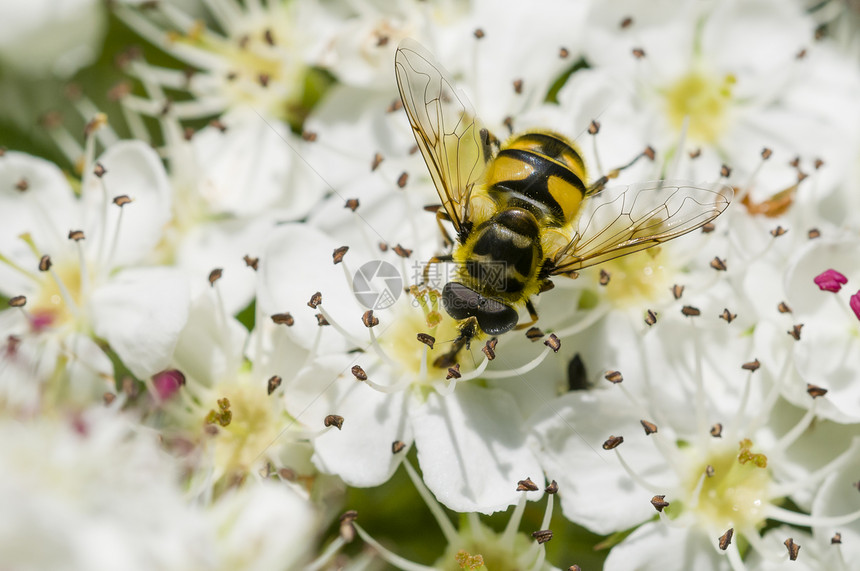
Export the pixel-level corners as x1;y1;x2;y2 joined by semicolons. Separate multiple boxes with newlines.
452;131;589;302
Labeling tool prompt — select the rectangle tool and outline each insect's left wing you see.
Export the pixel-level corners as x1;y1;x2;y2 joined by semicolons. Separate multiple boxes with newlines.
549;180;733;273
394;39;494;235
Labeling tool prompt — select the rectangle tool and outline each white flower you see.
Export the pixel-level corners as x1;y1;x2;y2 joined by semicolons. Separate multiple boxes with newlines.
0;0;107;77
257;222;560;514
0;142;189;405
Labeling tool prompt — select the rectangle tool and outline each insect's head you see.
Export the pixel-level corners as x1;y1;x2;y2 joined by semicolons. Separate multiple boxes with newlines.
441;282;518;335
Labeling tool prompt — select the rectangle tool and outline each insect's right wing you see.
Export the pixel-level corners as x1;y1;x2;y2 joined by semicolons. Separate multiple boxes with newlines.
549;180;733;273
394;39;494;235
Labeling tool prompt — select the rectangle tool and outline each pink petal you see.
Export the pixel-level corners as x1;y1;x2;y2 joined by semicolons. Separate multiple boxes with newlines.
850;291;860;322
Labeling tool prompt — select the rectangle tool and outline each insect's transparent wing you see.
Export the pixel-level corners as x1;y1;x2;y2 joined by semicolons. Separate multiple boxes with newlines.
395;38;492;233
550;180;733;273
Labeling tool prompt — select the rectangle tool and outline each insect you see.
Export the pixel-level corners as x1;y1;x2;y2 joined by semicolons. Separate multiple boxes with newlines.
394;39;732;367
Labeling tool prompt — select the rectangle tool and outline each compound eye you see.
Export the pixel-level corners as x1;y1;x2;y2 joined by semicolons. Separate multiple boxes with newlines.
442;282;519;335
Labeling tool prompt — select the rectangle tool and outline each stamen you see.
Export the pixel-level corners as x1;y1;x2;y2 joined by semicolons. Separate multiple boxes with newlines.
304;536;347;571
501;490;529;545
769;437;860;498
352;522;436;571
612;447;664;494
551;302;610;337
770;400;817;455
765;504;860;529
480;346;552;379
403;461;458;543
316;306;364;348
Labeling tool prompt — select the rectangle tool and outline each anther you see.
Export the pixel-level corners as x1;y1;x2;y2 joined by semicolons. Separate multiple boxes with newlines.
339;511;358;542
532;530;553;544
315;313;329;326
761;148;773;160
512;79;524;94
599;269;610;285
351;365;367;381
588;120;600;135
742;359;761;372
257;74;271;88
482;338;497;360
103;392;116;405
84;114;107;136
832;533;842;544
787;324;803;340
375;35;389;47
183;127;196;140
503;116;514;134
308;292;322;309
806;384;827;398
559;47;570;59
526;327;544;341
473;28;485;39
397;172;408;188
671;284;684;299
94;163;108;177
517;477;539;491
263;28;275;46
544;334;561;353
271;312;294;326
719;309;736;323
267;375;282;395
604;370;623;384
643;146;656;161
332;246;349;265
112;194;133;207
651;495;669;512
446;364;461;380
620;16;633;28
393;244;412;258
386;99;403;113
569;566;582;571
39;255;52;272
689;148;702;159
720;164;732;178
710;423;723;438
784;538;800;561
640;420;657;435
208;268;222;286
324;415;344;430
808;228;821;239
391;441;406;454
379;242;389;252
208;119;227;132
243;255;259;270
770;226;787;238
814;158;824;170
777;301;792;313
68;230;85;241
644;309;657;326
710;257;727;271
796;48;807;59
603;435;624;450
789;156;800;168
8;296;26;307
705;465;715;477
814;269;847;292
719;528;734;550
701;222;715;233
416;333;435;349
632;47;646;58
545;480;559;494
681;305;701;317
362;310;379;328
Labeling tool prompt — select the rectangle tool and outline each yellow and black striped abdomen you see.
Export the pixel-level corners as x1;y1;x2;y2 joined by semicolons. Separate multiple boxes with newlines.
483;131;588;227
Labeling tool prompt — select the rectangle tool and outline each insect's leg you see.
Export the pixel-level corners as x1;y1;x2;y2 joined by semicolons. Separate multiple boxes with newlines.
587;145;657;195
422;254;453;286
424;205;456;248
513;299;540;330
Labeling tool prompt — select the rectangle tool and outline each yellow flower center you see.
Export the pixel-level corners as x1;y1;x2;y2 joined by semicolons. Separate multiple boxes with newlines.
664;70;735;143
683;439;771;531
599;248;672;308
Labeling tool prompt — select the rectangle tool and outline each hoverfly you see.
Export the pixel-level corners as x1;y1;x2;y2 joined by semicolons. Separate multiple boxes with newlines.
394;39;732;367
